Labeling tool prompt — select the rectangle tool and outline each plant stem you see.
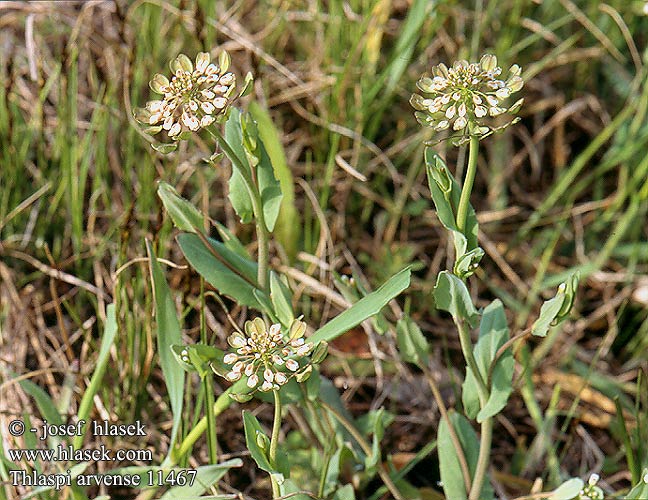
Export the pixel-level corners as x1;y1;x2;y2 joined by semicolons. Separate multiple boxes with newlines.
456;135;480;234
270;389;282;499
200;276;219;465
469;416;493;500
270;389;282;464
456;312;491;500
203;375;218;462
207;126;270;292
456;319;488;400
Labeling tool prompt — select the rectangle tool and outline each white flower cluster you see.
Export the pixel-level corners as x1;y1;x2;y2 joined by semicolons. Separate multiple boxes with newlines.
137;52;235;139
411;54;523;143
224;318;313;392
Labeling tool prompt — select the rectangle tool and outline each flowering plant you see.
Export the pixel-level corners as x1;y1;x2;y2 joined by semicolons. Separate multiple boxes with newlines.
400;54;583;500
136;49;412;500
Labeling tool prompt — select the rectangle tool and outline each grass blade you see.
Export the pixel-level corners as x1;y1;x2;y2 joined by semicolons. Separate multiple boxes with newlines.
72;304;118;449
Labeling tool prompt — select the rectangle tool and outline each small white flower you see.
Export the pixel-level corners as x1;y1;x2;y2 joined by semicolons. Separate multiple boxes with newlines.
200;115;215;127
453;116;467;130
296;343;313;356
247;374;259;388
285;359;299;372
169;123;181;137
223;353;238;364
275;372;288;385
291;338;305;347
229;335;246;348
219;73;235;86
261;380;273;392
495;87;511;99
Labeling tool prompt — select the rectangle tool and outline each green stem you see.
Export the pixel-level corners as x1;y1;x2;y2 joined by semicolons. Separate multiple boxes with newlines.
200;276;218;465
468;416;493;500
207;126;270;292
455;306;491;500
270;389;282;464
270;389;282;498
456;135;480;234
456;319;488;400
203;375;218;462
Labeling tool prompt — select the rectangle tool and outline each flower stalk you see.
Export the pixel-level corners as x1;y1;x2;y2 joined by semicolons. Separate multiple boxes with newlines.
270;389;282;498
457;135;480;235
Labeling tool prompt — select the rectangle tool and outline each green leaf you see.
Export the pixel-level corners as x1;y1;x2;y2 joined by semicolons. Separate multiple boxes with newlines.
433;271;479;328
73;304;119;448
625;470;648;499
178;233;267;310
224;108;254;224
213;220;251;259
396;314;430;365
279;478;312;500
243;411;276;474
18;380;63;427
224;107;283;232
270;271;294;327
18;378;63;452
555;273;579;322
531;294;565;337
249;101;300;260
549;478;584;500
532;273;579;338
333;484;356;500
310;267;411;344
157;181;204;232
146;242;185;453
425;148;481;277
255;136;283;233
253;288;281;324
454;245;485;280
462;300;514;422
359;409;393;474
152;142;178;154
438;413;495;500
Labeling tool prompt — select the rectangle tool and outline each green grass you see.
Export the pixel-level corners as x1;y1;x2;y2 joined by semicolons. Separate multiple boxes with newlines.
1;0;648;499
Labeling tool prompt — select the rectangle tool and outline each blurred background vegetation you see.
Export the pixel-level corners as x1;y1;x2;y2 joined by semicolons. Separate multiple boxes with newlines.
1;0;648;498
